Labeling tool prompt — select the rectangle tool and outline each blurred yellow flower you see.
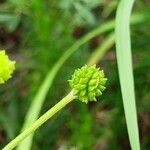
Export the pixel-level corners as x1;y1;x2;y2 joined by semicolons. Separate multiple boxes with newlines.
0;50;16;84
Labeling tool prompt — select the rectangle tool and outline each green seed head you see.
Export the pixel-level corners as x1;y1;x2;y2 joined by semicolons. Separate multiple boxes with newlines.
69;65;107;103
0;50;16;84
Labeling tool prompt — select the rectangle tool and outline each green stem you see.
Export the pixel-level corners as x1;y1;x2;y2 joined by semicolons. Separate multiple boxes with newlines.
3;90;76;150
87;33;115;65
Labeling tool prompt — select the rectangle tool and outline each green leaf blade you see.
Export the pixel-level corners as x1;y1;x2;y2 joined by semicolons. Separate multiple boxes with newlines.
115;1;140;150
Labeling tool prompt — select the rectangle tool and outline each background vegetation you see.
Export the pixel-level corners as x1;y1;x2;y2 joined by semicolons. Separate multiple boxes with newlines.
0;0;150;149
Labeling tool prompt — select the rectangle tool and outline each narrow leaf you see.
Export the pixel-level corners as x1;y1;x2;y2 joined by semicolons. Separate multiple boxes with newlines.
115;1;140;150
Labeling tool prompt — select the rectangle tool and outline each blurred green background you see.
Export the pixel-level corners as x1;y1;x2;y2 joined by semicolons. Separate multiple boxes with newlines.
0;0;150;149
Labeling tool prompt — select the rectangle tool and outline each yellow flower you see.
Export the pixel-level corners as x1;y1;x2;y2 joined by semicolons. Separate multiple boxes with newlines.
0;50;16;84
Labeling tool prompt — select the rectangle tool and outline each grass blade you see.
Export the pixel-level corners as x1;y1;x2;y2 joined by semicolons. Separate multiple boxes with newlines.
87;33;115;65
17;21;114;150
115;1;140;150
